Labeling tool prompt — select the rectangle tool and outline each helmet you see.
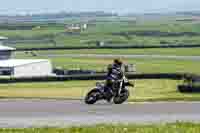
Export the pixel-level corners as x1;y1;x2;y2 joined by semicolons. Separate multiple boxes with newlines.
113;59;123;66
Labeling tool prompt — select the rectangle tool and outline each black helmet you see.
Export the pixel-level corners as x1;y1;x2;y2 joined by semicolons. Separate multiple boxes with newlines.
113;59;123;66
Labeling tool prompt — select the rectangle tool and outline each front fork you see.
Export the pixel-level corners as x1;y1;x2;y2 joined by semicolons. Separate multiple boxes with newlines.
116;81;123;97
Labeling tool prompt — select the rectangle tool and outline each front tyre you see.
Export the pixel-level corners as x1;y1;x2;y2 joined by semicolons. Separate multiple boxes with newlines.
85;89;100;104
113;89;129;104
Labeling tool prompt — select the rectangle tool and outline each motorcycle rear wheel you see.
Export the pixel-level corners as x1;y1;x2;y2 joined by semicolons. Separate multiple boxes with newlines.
113;89;129;104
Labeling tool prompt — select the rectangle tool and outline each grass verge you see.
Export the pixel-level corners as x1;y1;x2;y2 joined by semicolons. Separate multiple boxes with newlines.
1;79;200;101
1;122;200;133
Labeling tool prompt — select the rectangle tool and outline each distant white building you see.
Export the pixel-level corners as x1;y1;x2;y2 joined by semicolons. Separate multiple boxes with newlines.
0;39;53;77
0;59;52;77
0;36;8;45
65;23;88;32
0;45;15;60
82;24;88;30
65;24;81;31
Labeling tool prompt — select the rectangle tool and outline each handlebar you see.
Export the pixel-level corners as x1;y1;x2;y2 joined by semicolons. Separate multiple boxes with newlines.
125;82;134;87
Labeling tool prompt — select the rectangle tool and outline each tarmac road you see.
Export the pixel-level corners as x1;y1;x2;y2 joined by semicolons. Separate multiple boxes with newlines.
1;99;200;128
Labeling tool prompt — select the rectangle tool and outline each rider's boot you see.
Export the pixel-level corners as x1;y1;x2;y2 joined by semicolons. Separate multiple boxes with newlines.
104;87;113;102
106;94;112;102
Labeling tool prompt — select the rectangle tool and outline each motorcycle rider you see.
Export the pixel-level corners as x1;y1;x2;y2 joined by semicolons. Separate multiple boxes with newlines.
104;59;125;102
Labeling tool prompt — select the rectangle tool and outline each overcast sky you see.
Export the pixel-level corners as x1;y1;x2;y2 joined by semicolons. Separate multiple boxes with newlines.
0;0;200;14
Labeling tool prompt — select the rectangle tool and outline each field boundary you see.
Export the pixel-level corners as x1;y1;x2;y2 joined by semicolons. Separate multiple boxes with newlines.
15;44;200;51
0;73;187;83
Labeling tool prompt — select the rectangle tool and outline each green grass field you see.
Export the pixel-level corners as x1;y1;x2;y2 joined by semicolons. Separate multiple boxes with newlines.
1;17;200;102
2;18;200;48
14;51;200;74
1;79;200;101
1;122;200;133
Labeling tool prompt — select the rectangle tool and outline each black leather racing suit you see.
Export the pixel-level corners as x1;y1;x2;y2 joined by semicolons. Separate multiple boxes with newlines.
105;64;124;100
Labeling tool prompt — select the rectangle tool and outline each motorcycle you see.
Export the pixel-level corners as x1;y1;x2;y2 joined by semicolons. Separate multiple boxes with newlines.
85;76;134;104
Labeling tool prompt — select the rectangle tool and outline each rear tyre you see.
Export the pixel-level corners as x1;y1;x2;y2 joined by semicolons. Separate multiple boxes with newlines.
85;89;100;104
113;89;129;104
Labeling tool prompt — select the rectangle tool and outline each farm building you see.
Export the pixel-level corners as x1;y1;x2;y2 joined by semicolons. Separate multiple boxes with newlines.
0;59;52;77
65;23;88;32
0;36;8;45
0;45;15;60
0;42;53;77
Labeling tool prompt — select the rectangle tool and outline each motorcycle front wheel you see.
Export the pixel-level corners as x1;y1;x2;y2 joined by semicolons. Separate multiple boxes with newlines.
85;89;101;104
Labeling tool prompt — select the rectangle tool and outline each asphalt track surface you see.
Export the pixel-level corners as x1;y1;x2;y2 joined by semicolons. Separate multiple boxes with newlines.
41;54;200;61
1;99;200;128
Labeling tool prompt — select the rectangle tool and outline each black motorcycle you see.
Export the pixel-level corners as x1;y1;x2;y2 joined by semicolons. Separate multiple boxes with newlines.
85;76;134;104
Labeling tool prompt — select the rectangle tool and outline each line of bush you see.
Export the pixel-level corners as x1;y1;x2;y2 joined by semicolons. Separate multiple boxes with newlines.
0;73;186;83
16;44;200;51
112;31;200;37
178;85;200;93
178;73;200;93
